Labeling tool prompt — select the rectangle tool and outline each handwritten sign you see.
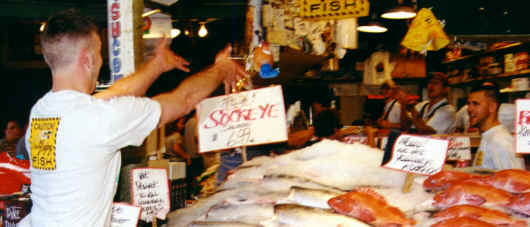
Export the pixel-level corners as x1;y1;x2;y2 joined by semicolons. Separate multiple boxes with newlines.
516;99;530;153
130;168;170;222
383;134;448;175
300;0;370;20
446;136;471;161
111;203;141;227
197;85;287;152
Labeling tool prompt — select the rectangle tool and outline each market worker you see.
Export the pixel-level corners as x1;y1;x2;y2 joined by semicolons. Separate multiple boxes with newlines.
467;83;525;170
21;9;248;227
376;81;401;129
398;72;456;134
0;120;23;158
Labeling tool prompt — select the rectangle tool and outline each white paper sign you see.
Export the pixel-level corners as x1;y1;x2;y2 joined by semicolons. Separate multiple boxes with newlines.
111;203;141;227
515;99;530;153
383;134;448;175
107;0;135;83
130;168;170;222
197;85;288;152
446;136;472;161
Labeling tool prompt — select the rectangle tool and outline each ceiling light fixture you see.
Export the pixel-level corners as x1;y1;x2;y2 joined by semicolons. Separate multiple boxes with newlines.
171;28;181;38
198;23;208;38
142;9;161;18
357;21;388;33
40;22;46;32
381;5;416;19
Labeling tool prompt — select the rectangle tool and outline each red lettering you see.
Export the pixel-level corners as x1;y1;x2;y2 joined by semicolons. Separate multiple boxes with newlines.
204;110;223;129
267;104;278;118
241;109;255;120
111;21;120;37
259;104;269;119
111;3;120;20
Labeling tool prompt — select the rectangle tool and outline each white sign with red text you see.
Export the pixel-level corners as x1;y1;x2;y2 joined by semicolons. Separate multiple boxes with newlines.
130;168;170;222
446;136;472;161
111;203;141;227
197;85;287;152
515;99;530;153
107;0;135;83
383;134;448;176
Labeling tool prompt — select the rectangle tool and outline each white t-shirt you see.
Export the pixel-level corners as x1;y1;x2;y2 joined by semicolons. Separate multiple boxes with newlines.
382;99;401;124
25;90;161;227
414;98;456;134
473;125;525;170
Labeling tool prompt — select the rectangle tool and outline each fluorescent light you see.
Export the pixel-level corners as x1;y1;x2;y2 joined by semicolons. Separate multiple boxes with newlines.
357;22;388;33
381;6;416;19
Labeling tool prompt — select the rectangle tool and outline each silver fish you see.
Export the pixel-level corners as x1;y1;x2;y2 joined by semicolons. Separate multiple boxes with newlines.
274;204;370;227
205;203;274;224
189;221;263;227
283;186;342;209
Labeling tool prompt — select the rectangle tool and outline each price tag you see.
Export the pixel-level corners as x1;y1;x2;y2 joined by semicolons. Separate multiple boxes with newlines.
130;168;170;222
446;136;472;161
111;203;141;227
197;85;287;152
515;99;530;153
383;134;448;175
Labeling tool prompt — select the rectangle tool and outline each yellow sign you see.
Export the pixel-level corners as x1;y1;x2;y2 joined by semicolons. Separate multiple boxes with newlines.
29;117;60;170
300;0;369;20
401;8;449;52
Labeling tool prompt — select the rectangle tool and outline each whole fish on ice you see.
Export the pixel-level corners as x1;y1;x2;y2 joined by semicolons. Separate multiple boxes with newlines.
275;204;370;227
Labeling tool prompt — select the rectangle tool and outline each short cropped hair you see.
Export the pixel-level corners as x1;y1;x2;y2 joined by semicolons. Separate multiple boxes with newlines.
40;8;98;71
470;82;500;104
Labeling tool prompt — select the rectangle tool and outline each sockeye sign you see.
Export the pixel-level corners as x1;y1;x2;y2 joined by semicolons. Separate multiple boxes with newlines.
107;0;135;83
515;99;530;153
300;0;370;20
196;85;287;152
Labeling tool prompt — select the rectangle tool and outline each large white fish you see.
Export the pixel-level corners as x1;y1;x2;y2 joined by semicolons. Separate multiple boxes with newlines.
280;186;342;209
205;203;274;224
275;204;370;227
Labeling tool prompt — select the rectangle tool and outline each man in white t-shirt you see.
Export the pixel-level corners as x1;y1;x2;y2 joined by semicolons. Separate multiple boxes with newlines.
21;9;248;227
376;81;401;129
399;72;456;134
468;83;525;170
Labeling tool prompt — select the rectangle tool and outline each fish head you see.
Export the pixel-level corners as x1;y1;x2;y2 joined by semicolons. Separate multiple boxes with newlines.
508;193;530;216
423;171;471;191
433;191;458;209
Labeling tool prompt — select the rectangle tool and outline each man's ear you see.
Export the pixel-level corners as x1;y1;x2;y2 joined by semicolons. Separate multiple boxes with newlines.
79;48;92;72
488;100;499;114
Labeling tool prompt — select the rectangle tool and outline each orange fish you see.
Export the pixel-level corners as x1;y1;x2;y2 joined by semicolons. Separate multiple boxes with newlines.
508;192;530;216
433;181;513;209
431;217;497;227
328;188;416;227
423;170;484;191
433;205;527;227
481;169;530;194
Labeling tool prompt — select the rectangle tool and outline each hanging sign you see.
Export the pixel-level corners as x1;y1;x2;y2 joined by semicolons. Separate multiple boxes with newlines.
383;134;448;175
515;99;530;153
446;136;472;161
107;0;136;83
197;85;287;153
130;168;170;222
111;203;141;227
299;0;370;20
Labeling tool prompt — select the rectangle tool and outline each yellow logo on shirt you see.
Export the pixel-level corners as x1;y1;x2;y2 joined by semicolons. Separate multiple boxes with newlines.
29;118;60;170
474;150;484;167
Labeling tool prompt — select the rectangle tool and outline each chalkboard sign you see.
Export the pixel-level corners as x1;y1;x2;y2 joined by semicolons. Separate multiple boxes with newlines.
196;85;287;152
130;168;170;222
516;99;530;154
111;203;141;227
383;134;448;175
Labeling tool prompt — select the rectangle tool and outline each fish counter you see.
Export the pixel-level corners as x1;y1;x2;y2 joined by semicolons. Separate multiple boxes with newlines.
167;140;530;227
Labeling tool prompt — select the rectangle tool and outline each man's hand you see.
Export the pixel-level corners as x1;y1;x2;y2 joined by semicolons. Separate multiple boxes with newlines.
213;44;250;94
152;37;190;73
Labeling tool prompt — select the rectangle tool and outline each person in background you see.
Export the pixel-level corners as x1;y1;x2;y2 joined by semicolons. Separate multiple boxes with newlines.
0;120;23;158
376;81;401;129
304;109;341;146
468;83;525;170
165;117;191;164
399;72;456;134
21;9;247;227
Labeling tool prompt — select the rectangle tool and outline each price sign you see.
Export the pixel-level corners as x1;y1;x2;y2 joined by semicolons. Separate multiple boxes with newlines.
197;85;287;152
130;168;170;222
111;203;141;227
383;134;448;175
446;136;471;161
516;99;530;153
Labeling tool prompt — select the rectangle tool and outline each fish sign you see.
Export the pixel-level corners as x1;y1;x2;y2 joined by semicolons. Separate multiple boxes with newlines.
300;0;370;20
107;0;136;83
111;203;141;227
446;136;471;161
197;85;287;153
383;134;448;175
516;99;530;153
130;168;170;222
